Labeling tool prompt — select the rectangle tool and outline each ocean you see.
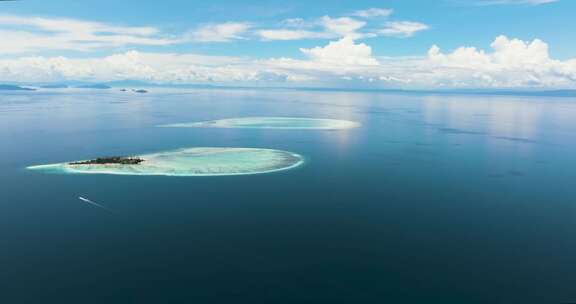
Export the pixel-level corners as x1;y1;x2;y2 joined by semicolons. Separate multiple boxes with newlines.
1;88;576;303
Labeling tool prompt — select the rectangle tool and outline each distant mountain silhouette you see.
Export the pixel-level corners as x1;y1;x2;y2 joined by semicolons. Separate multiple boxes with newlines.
10;80;576;97
76;84;111;89
39;84;69;89
104;80;153;87
0;84;35;91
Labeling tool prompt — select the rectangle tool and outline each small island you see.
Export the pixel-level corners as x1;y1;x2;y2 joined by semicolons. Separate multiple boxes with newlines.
27;148;304;176
69;156;145;165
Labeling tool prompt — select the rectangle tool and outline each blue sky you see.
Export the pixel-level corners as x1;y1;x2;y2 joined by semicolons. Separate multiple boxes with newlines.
0;0;575;88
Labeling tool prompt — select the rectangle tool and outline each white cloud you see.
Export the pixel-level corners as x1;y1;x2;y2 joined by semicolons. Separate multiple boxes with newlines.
352;8;394;18
257;15;391;41
2;35;573;89
187;22;252;42
424;35;576;87
427;35;552;68
0;15;160;36
0;11;431;58
299;37;379;66
0;15;256;52
256;15;429;41
257;29;334;41
256;14;429;41
0;51;281;83
208;35;576;88
0;15;177;54
320;16;367;39
378;21;430;38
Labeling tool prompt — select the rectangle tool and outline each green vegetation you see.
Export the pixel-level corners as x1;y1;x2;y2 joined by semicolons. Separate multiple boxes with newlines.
69;156;145;165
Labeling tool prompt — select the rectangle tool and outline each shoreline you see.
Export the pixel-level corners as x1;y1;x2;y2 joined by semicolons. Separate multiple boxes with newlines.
26;148;305;177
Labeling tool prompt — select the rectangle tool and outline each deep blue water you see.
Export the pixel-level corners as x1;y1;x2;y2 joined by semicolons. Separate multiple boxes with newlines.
2;88;576;303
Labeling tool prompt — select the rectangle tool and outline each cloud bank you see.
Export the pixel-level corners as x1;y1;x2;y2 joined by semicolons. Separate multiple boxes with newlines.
1;35;574;89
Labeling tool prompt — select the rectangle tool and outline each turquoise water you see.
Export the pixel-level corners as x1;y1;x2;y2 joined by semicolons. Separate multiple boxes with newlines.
2;88;576;303
27;147;304;176
160;116;360;129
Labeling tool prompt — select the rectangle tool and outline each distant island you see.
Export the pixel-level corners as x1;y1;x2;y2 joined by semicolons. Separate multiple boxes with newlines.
119;88;149;93
40;84;69;89
69;156;145;165
76;84;111;89
7;80;576;98
0;84;35;91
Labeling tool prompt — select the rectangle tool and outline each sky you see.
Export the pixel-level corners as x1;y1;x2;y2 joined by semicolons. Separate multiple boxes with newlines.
0;0;575;89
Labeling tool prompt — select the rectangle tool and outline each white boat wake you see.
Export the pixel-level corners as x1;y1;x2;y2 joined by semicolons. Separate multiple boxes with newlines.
78;196;113;213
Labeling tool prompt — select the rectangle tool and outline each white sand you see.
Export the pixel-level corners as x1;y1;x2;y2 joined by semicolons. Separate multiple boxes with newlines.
27;147;304;177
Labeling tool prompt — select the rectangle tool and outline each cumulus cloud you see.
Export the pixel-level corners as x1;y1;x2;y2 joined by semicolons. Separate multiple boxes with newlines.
187;22;252;42
0;15;178;54
424;35;575;87
0;51;283;83
299;37;379;66
213;35;568;88
1;35;573;89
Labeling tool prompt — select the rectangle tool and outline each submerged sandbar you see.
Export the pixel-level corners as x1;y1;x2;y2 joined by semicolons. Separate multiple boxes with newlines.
159;117;360;130
27;147;304;176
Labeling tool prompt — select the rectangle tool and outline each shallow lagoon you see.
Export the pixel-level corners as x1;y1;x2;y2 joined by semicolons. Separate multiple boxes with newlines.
27;147;304;176
159;116;360;130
